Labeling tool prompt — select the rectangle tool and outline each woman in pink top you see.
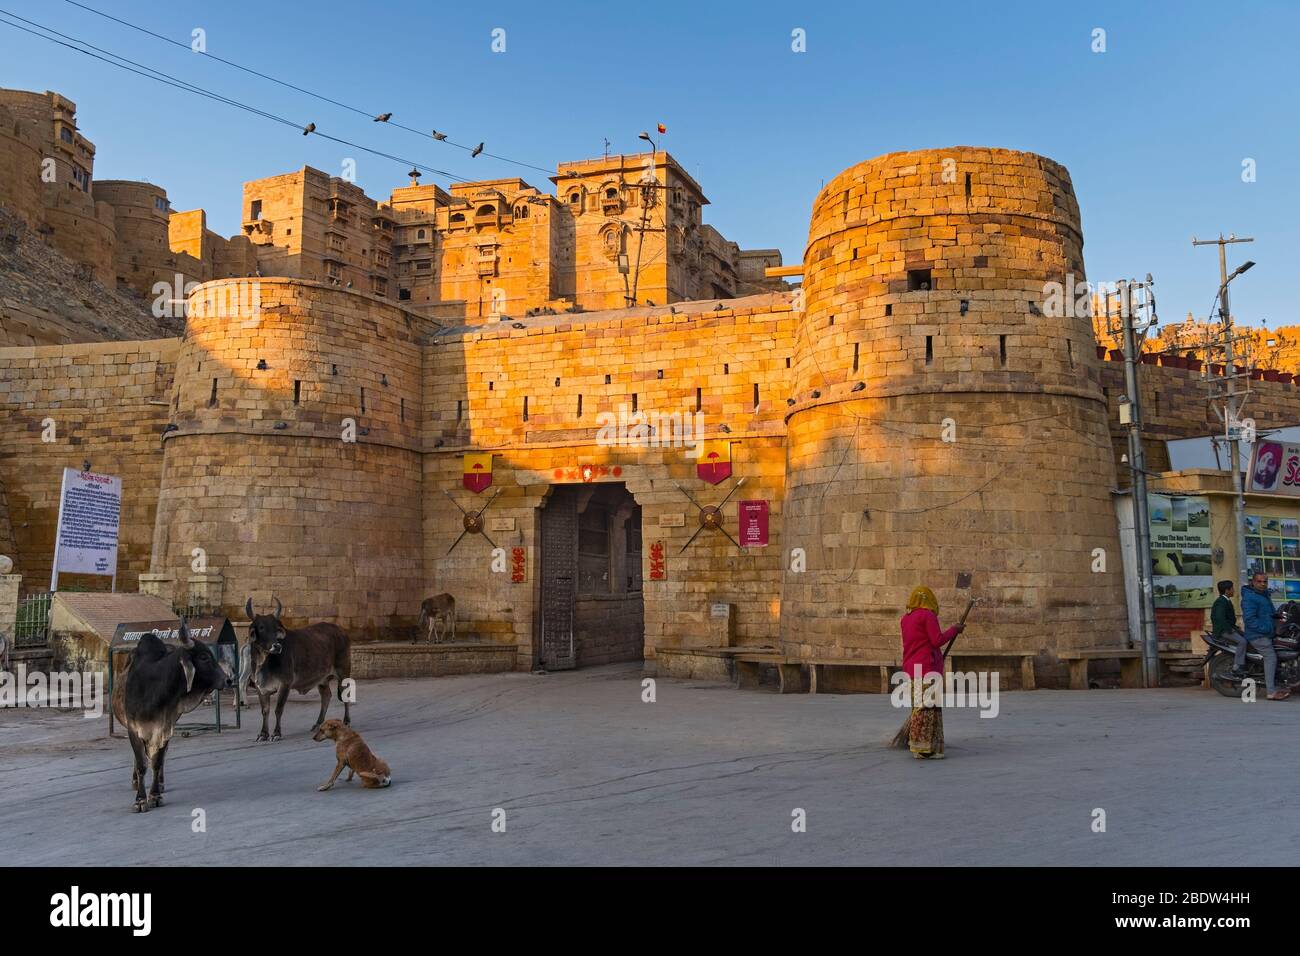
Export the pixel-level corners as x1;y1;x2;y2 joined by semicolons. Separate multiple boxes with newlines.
900;585;964;759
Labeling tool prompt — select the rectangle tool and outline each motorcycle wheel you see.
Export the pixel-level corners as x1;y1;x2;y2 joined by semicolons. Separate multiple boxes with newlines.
1208;652;1244;699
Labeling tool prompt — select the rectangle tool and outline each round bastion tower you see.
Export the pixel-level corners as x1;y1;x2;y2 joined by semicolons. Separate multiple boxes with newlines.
150;278;427;638
780;147;1127;677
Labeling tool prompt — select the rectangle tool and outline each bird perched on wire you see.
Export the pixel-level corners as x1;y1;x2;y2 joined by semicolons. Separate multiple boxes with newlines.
471;142;484;158
374;112;392;122
302;122;316;136
431;130;448;141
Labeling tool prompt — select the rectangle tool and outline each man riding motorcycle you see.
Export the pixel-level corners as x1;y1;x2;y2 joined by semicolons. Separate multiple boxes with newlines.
1240;571;1290;700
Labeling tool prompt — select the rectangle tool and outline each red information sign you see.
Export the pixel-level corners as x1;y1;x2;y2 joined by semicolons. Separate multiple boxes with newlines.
739;500;769;548
649;541;666;580
510;547;526;583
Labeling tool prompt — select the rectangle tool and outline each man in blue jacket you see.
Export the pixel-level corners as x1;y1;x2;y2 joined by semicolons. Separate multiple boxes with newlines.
1239;571;1290;700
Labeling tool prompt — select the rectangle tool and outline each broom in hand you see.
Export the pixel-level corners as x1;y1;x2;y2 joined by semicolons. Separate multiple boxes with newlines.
889;596;979;749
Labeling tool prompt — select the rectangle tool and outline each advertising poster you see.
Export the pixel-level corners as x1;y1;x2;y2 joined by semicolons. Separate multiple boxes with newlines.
1247;440;1300;496
1148;493;1213;608
1244;513;1300;601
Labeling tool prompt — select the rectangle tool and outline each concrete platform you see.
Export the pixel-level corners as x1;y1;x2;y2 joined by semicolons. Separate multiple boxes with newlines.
1;663;1296;866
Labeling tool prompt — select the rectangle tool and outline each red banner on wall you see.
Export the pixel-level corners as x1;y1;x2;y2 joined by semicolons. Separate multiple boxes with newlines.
739;500;769;547
649;541;666;580
510;547;526;583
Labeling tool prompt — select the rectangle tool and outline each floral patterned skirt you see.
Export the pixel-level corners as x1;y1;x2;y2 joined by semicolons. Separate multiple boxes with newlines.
909;680;944;757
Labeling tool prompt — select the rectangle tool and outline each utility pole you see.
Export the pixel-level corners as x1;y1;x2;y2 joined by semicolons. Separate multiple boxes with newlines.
628;131;658;307
1113;278;1160;687
1193;234;1255;583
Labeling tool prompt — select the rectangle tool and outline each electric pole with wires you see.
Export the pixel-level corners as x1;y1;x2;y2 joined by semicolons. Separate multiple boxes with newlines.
1107;277;1161;686
1193;234;1256;583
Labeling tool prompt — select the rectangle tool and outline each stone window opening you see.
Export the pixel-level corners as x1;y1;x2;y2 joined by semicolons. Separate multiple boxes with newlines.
1067;339;1074;367
695;388;703;412
293;380;301;405
965;172;972;198
907;268;932;292
753;383;760;410
925;336;934;365
577;394;583;418
523;396;529;422
208;378;217;408
400;398;405;422
853;342;860;372
360;387;366;414
632;393;638;413
999;335;1008;367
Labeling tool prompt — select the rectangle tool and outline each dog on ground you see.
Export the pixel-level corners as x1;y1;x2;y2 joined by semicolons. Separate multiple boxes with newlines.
416;593;455;644
312;718;391;791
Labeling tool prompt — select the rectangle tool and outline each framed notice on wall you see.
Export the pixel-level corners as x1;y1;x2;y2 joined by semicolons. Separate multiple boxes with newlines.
50;468;122;591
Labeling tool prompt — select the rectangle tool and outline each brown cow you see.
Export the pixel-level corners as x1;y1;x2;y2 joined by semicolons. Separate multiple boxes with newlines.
245;597;352;741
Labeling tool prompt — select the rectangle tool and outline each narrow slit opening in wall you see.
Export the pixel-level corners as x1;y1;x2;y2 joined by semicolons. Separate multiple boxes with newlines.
828;315;834;326
456;399;463;421
208;378;217;407
577;394;583;418
1067;339;1074;367
605;374;611;385
293;380;300;405
523;396;529;421
965;172;971;197
753;383;760;409
400;397;405;422
999;335;1007;367
723;364;729;375
695;387;702;412
925;336;933;365
885;304;892;316
853;342;860;372
785;357;791;369
360;387;366;414
632;393;638;413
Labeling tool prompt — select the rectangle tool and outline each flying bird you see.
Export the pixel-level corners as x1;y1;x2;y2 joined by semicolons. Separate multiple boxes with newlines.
431;130;448;141
471;142;484;158
374;112;392;122
302;122;316;135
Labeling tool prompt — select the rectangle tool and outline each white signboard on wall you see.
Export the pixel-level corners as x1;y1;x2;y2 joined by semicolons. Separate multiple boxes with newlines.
50;468;121;590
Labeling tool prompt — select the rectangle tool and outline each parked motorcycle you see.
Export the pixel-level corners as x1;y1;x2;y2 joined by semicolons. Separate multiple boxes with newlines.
1203;600;1300;698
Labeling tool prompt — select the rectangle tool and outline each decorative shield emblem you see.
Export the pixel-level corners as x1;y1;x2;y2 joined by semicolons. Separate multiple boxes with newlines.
463;453;493;493
696;441;731;485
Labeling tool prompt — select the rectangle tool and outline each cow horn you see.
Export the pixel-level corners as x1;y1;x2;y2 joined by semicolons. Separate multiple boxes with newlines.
178;616;194;647
273;597;282;621
179;654;196;694
245;597;255;620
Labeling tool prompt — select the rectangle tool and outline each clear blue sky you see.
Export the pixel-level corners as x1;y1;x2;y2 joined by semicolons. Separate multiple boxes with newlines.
1;0;1296;330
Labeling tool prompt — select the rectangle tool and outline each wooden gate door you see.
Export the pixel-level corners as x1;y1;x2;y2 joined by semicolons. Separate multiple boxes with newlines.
538;489;577;670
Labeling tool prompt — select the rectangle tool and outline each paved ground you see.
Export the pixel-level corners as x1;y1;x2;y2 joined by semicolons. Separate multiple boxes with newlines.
1;664;1296;865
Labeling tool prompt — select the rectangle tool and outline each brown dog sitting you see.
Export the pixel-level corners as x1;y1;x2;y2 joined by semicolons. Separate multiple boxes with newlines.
312;719;391;791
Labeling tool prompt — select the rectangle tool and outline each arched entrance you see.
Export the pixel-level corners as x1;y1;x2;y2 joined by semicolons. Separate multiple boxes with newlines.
536;483;644;670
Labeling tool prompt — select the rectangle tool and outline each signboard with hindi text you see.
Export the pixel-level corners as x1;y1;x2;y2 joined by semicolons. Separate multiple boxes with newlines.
51;468;121;590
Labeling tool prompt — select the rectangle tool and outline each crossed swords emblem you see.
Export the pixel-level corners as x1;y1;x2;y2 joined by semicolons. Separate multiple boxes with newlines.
674;476;746;554
444;487;502;555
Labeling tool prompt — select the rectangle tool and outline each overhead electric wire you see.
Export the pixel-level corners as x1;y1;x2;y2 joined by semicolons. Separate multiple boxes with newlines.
0;9;477;184
61;0;559;178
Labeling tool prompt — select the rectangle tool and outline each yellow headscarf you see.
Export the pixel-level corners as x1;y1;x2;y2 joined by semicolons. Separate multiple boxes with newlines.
906;586;939;614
